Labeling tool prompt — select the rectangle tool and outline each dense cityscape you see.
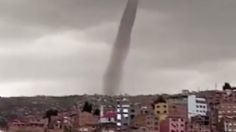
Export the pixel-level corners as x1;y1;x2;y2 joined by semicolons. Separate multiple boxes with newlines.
0;83;235;132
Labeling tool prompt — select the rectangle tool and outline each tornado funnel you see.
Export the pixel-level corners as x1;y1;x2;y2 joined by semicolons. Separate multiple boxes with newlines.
103;0;139;95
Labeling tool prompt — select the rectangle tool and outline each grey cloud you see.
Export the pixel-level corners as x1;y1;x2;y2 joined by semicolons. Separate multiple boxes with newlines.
0;0;236;96
0;0;125;29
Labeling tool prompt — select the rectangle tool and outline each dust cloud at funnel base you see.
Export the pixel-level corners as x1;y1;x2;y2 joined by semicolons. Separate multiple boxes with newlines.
103;0;138;95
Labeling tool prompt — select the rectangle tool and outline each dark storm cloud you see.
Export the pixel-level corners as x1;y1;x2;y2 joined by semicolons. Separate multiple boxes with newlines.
0;0;236;96
0;0;124;29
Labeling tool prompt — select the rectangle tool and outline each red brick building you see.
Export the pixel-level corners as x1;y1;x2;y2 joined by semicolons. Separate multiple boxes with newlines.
131;114;159;132
187;115;210;132
220;117;236;132
168;103;187;119
160;116;186;132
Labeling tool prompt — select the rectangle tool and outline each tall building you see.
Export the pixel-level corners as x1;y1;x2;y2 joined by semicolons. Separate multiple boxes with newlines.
153;96;168;121
160;116;186;132
131;114;159;132
188;95;208;119
197;90;223;131
168;94;208;119
168;103;187;119
188;115;210;132
218;102;236;122
221;117;236;132
116;98;131;131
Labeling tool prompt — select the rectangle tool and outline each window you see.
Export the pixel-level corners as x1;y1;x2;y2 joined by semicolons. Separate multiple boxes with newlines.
130;115;135;119
117;109;120;112
172;118;177;121
123;114;129;118
123;123;128;126
123;109;129;113
117;114;121;120
117;122;121;126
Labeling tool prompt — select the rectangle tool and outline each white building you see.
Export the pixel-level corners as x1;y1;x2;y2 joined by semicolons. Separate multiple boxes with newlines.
188;95;208;119
116;98;130;131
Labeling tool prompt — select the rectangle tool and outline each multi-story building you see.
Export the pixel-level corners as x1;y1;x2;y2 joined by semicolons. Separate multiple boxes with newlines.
100;106;116;124
129;103;142;121
188;115;210;132
9;117;47;132
131;113;159;132
188;123;211;132
78;112;99;132
160;116;186;132
153;97;168;121
168;94;208;119
168;103;187;119
188;95;208;119
99;107;117;132
116;98;131;131
198;90;223;131
218;102;236;122
197;83;236;131
168;95;188;105
221;117;236;132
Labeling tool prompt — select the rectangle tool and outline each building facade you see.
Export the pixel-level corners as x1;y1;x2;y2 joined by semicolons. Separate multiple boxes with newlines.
160;117;186;132
188;95;208;119
221;117;236;132
116;98;131;131
153;97;168;121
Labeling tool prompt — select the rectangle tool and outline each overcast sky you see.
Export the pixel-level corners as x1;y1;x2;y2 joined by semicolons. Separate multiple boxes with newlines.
0;0;236;96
